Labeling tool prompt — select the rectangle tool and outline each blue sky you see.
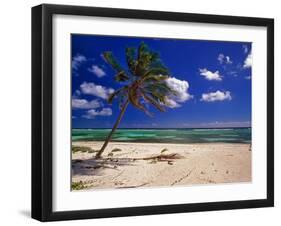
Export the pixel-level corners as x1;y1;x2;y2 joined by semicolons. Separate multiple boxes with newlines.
71;34;252;128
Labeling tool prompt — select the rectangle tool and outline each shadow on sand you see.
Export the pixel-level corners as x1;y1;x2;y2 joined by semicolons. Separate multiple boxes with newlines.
72;152;183;177
72;157;136;176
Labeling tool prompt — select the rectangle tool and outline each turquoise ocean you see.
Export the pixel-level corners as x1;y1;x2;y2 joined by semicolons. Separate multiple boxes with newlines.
72;128;251;144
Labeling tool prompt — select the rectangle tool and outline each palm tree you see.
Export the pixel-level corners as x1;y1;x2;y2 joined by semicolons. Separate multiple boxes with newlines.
95;42;175;158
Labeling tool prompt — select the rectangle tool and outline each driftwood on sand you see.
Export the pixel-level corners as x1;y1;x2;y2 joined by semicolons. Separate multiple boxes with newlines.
134;153;183;161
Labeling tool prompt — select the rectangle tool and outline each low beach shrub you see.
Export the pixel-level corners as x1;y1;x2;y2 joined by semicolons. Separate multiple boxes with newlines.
111;148;122;152
161;148;169;153
72;146;92;153
71;181;85;190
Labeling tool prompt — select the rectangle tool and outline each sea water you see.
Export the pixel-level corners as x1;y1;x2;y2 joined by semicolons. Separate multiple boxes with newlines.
72;128;251;144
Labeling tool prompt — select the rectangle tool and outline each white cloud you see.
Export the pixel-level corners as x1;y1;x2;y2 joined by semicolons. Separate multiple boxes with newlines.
83;108;112;119
217;54;224;64
164;77;193;108
72;98;102;109
217;54;232;65
72;54;86;70
164;97;180;108
225;56;232;64
245;75;251;80
243;51;252;68
242;45;249;54
88;65;106;77
201;90;232;102
199;68;222;81
80;82;114;99
72;90;81;99
227;71;238;77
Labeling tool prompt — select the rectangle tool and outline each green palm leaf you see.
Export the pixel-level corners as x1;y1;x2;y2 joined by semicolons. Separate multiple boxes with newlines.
107;86;128;104
102;52;123;72
136;42;154;76
142;74;169;83
114;71;130;82
142;67;169;78
141;91;166;112
128;87;152;116
126;47;137;75
143;82;174;95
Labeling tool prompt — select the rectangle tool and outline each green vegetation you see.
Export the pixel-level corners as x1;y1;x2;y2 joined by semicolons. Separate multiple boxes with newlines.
161;148;169;153
107;152;114;157
72;146;93;153
111;148;122;152
71;181;85;190
87;149;98;153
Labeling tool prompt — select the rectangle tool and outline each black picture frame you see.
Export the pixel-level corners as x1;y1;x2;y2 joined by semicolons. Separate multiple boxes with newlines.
32;3;274;222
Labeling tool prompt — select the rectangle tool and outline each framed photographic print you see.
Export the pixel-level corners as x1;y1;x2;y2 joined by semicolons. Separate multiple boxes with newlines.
32;4;274;221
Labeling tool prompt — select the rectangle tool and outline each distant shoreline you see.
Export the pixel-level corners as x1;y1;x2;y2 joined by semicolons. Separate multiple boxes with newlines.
72;140;251;144
72;127;252;130
72;141;251;145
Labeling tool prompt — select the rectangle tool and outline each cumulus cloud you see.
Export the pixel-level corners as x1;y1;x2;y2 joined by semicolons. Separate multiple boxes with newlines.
242;45;249;54
88;65;106;77
164;77;193;108
164;98;180;108
217;54;232;65
72;98;102;109
72;90;81;99
199;68;222;81
217;54;224;64
225;56;232;64
83;108;112;119
72;54;86;70
227;71;238;77
201;90;232;102
243;51;252;68
80;82;114;99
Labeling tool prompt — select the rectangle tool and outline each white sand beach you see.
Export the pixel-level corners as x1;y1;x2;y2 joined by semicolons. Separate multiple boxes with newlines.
71;142;251;190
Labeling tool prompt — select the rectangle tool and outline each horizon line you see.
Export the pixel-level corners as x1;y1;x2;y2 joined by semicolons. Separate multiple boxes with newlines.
72;126;251;129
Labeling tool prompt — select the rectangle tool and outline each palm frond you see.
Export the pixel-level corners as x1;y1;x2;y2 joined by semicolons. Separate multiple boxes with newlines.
141;81;177;105
142;67;169;78
107;86;128;104
126;47;137;75
142;74;169;83
143;82;174;95
148;58;166;69
142;88;165;103
118;95;128;110
141;91;166;112
115;71;130;82
135;42;155;76
135;42;169;79
102;52;125;73
128;87;152;116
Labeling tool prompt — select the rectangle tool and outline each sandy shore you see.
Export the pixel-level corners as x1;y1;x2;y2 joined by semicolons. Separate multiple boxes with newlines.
72;142;251;190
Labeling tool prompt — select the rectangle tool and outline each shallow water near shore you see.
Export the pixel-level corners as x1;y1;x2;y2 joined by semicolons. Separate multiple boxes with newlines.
72;127;251;144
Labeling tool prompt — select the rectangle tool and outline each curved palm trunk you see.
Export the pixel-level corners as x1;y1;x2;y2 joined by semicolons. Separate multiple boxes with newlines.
95;99;129;158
